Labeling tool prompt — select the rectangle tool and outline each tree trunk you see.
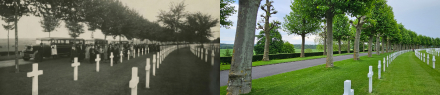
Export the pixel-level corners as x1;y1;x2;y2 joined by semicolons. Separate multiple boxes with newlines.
363;41;365;52
376;33;380;55
7;27;10;57
338;39;341;54
348;38;350;53
323;30;327;55
301;34;305;57
353;27;360;60
262;31;270;61
227;0;261;94
381;37;385;54
14;0;19;73
387;38;390;53
368;35;373;57
325;12;334;68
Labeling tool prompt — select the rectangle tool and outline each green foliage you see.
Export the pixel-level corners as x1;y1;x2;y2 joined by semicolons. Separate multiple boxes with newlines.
64;20;84;39
220;0;237;28
281;41;295;53
282;6;320;36
223;49;232;56
332;14;350;41
254;26;284;54
305;48;313;53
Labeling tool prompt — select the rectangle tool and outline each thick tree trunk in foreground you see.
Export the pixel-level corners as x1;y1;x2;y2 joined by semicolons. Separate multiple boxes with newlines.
227;0;261;94
368;35;373;57
301;34;305;57
338;39;341;54
325;12;334;68
376;33;380;55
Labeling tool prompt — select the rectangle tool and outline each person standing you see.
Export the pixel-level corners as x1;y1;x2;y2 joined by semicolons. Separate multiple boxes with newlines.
85;44;90;61
70;45;78;63
89;45;96;63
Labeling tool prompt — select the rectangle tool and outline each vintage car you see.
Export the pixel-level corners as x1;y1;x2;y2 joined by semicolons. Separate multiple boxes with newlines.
22;37;85;61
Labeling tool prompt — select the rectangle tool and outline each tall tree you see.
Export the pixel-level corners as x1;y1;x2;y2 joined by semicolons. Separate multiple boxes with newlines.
227;0;261;94
1;16;15;57
39;15;60;37
332;14;350;54
349;15;371;60
257;0;280;61
283;5;320;57
220;0;237;28
181;12;219;43
65;20;84;42
255;25;283;54
293;0;375;67
158;1;186;42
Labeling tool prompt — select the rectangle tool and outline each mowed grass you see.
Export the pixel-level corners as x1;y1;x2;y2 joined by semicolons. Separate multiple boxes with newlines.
418;50;440;72
220;52;366;71
220;51;440;94
220;49;255;57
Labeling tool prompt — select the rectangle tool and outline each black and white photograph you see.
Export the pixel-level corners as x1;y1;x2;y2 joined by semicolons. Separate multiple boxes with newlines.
0;0;219;95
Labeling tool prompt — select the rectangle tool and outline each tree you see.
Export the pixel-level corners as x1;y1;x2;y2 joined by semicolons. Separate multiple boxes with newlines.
283;5;320;57
257;0;280;61
292;0;375;67
65;20;84;41
282;41;295;53
254;26;283;54
220;0;236;28
39;15;60;37
181;12;219;43
350;15;371;60
1;16;15;57
332;14;349;54
158;1;186;42
227;0;261;94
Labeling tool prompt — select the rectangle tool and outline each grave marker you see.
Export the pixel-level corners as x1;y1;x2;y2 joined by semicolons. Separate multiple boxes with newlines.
378;60;381;79
383;58;386;72
110;52;114;66
153;54;156;76
133;50;136;58
138;49;140;57
343;80;354;95
72;57;80;81
433;56;436;69
27;63;43;95
146;58;150;88
95;54;101;72
205;49;208;62
120;51;123;63
128;50;130;60
428;55;430;65
211;50;214;66
129;67;139;95
368;66;373;93
157;52;160;69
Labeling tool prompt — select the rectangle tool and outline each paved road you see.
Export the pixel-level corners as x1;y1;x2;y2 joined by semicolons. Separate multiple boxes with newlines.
220;52;375;86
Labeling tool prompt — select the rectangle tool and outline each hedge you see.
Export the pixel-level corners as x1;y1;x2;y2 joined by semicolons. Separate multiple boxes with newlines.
220;51;354;65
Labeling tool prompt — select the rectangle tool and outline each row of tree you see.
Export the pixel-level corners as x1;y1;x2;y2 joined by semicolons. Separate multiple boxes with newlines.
1;0;218;73
221;0;440;94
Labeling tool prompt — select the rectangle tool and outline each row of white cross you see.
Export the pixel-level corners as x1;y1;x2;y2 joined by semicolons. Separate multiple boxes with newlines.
190;45;215;66
26;45;187;95
343;50;410;95
415;48;437;69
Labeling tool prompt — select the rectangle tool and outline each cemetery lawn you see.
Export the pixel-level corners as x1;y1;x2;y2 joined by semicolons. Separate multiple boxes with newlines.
220;52;366;71
220;52;440;94
418;50;440;72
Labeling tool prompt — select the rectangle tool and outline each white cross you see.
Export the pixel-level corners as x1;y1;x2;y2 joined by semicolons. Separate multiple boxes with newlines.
157;52;160;69
153;54;156;76
133;50;136;58
110;52;114;66
72;57;80;81
120;51;123;63
95;54;101;72
428;55;430;65
378;60;381;79
142;48;144;55
433;56;436;69
343;80;354;95
383;57;386;72
368;66;373;93
27;63;43;95
138;49;140;57
128;51;130;60
205;49;208;62
129;67;139;95
145;58;150;88
212;50;215;66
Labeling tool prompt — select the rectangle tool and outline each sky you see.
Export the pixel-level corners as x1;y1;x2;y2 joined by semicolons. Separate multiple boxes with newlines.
0;0;220;41
220;0;440;44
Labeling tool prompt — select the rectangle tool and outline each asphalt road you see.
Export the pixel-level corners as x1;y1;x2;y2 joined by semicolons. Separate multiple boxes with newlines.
220;52;375;86
0;46;218;95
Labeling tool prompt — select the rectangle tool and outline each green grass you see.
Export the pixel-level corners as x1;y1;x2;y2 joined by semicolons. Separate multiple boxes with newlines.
220;51;440;94
220;52;366;71
220;49;256;57
418;50;440;72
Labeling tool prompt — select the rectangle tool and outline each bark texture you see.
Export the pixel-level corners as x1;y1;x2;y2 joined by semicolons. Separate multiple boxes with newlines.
227;0;261;94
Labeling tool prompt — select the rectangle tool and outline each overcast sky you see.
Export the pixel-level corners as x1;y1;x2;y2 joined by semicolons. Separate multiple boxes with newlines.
0;0;220;41
220;0;440;44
